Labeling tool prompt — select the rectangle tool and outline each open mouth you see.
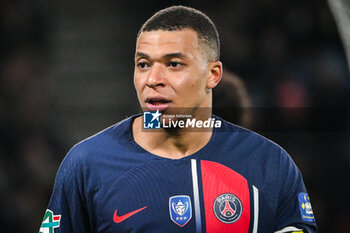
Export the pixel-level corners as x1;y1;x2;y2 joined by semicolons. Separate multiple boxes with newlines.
145;97;171;111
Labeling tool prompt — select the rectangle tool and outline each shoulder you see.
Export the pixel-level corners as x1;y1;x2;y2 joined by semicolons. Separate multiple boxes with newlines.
59;116;135;171
217;116;284;153
215;116;299;171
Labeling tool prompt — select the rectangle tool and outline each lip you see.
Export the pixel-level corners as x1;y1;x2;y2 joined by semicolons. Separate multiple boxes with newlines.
145;96;172;111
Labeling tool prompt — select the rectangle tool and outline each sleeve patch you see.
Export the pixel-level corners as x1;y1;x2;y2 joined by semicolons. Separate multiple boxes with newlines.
275;226;303;233
298;192;315;222
39;209;61;233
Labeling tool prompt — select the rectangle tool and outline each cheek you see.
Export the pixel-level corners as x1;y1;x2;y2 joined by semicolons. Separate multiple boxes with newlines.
184;73;207;91
175;78;205;101
134;72;144;90
178;69;204;88
133;76;144;99
172;77;196;95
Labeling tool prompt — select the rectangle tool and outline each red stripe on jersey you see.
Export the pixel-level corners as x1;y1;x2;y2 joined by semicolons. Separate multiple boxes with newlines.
53;216;60;221
201;160;250;233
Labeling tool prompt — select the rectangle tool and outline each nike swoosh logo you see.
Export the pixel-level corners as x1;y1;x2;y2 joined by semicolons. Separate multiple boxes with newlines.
113;206;147;223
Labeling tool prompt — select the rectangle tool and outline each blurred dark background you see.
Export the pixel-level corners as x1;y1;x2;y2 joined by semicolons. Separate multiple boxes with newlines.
0;0;349;232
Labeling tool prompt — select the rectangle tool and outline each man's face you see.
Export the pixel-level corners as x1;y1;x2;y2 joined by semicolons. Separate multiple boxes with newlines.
134;29;212;114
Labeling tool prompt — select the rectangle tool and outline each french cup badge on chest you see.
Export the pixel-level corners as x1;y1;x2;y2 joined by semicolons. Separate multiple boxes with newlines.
169;195;192;227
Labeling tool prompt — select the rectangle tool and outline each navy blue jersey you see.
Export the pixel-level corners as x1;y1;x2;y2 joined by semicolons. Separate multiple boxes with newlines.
39;116;317;233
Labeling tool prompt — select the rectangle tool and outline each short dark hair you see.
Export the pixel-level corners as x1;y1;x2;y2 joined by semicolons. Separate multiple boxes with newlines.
138;5;220;61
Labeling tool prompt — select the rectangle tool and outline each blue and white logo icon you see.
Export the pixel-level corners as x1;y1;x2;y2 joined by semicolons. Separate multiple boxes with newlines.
143;110;161;129
169;195;192;227
298;192;315;222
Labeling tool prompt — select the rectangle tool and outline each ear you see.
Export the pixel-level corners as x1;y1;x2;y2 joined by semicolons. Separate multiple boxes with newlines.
206;61;223;89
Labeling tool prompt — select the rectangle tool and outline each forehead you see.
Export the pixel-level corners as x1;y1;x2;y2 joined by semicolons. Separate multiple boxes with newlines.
136;29;201;57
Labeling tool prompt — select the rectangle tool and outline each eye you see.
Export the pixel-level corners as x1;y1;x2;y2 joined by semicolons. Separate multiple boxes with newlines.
169;62;183;68
137;62;150;69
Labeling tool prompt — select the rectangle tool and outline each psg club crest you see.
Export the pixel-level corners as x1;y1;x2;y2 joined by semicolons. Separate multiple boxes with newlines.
169;195;192;227
213;193;242;224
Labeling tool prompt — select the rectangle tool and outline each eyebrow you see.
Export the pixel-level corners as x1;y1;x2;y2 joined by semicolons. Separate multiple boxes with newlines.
164;53;186;59
135;52;186;60
135;52;150;59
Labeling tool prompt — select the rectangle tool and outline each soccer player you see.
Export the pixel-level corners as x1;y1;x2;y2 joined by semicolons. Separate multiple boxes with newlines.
39;6;317;233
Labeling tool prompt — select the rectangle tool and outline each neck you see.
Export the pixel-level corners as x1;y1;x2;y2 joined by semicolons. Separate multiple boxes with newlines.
132;110;213;159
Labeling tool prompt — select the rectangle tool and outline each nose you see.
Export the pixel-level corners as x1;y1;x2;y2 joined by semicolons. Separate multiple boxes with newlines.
146;63;165;88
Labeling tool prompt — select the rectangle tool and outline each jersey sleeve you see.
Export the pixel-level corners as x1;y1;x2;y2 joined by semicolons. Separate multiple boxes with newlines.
39;146;91;233
274;149;317;233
